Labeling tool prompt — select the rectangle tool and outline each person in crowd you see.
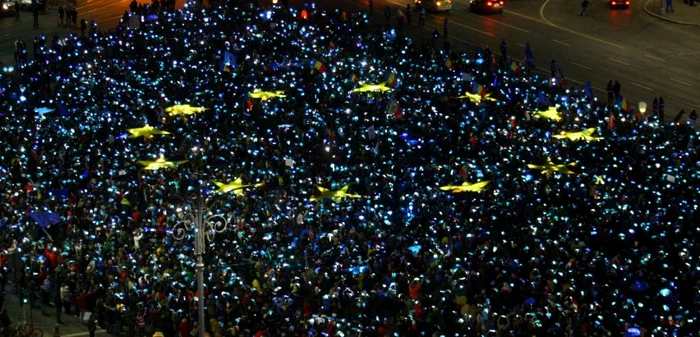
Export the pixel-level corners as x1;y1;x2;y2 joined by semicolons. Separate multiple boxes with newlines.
33;4;39;27
58;6;64;26
0;3;697;337
580;0;590;16
418;6;426;27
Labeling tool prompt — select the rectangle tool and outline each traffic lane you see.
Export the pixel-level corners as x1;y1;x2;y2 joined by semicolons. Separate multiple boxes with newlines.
555;46;700;111
322;1;697;111
540;0;700;62
1;285;108;337
534;0;700;105
419;0;700;109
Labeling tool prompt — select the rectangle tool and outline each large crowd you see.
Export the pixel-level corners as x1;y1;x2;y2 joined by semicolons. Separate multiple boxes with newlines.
0;0;698;336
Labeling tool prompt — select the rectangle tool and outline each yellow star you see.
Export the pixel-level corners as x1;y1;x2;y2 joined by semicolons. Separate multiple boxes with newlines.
456;92;497;104
352;82;393;93
439;180;491;193
527;158;578;175
138;155;188;171
552;128;603;142
595;175;605;185
310;185;361;202
248;89;287;101
213;177;264;195
165;104;209;117
127;125;171;139
531;106;563;121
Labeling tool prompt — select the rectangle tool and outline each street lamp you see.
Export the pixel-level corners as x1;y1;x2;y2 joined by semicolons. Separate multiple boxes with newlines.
171;195;229;337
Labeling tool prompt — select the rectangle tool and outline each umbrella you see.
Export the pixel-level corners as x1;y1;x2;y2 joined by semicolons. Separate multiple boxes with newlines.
524;297;536;305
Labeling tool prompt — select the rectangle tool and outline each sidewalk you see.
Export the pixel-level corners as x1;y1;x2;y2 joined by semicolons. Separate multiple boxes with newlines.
644;0;700;25
0;7;77;66
1;286;106;337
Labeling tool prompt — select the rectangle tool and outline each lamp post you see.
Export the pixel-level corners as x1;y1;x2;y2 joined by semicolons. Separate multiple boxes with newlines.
171;195;229;337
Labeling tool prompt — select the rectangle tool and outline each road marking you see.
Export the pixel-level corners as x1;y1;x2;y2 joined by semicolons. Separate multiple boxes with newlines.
516;43;535;51
62;330;106;337
449;20;496;37
609;58;629;66
467;13;530;33
538;0;556;26
77;0;129;11
571;62;592;70
552;39;571;47
81;3;129;15
670;77;692;86
632;82;654;91
384;0;504;36
504;9;548;25
645;54;665;62
539;0;625;50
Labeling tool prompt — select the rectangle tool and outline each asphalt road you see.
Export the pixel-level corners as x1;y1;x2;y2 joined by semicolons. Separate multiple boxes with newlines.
1;0;698;115
318;0;700;117
0;0;187;65
2;285;109;337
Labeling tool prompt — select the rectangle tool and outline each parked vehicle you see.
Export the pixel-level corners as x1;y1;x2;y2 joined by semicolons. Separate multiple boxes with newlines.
0;1;17;17
16;0;45;11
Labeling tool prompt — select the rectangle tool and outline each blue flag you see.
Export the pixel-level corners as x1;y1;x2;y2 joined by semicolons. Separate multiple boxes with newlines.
524;42;536;69
29;212;62;229
58;103;72;117
583;81;594;100
220;51;237;72
48;188;70;200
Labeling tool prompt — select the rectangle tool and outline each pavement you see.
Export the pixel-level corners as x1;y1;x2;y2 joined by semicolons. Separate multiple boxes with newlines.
1;285;108;337
644;0;700;25
0;4;80;66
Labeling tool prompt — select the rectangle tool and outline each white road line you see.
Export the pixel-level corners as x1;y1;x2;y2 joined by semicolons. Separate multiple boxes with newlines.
448;20;496;37
504;9;548;25
516;43;535;51
77;0;129;11
385;0;521;36
539;0;625;50
645;54;665;62
80;1;131;15
609;58;629;66
670;77;692;87
468;13;530;33
552;39;571;47
571;62;592;70
632;82;654;91
62;330;106;337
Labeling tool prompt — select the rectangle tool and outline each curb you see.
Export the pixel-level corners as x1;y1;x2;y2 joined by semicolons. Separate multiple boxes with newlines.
643;0;700;26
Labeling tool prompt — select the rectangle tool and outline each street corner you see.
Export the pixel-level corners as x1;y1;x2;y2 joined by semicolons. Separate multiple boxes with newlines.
643;0;700;25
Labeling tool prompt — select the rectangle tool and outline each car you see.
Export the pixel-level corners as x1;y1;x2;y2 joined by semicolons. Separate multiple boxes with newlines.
609;0;630;8
469;0;505;14
16;0;44;11
0;1;16;17
414;0;452;12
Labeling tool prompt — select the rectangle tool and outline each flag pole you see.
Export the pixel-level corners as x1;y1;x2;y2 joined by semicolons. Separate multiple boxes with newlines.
41;227;53;241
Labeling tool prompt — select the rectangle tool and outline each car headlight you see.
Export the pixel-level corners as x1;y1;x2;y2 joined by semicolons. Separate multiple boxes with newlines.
2;3;8;9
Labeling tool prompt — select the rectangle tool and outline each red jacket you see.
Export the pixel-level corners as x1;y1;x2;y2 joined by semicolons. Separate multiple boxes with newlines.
178;321;192;337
